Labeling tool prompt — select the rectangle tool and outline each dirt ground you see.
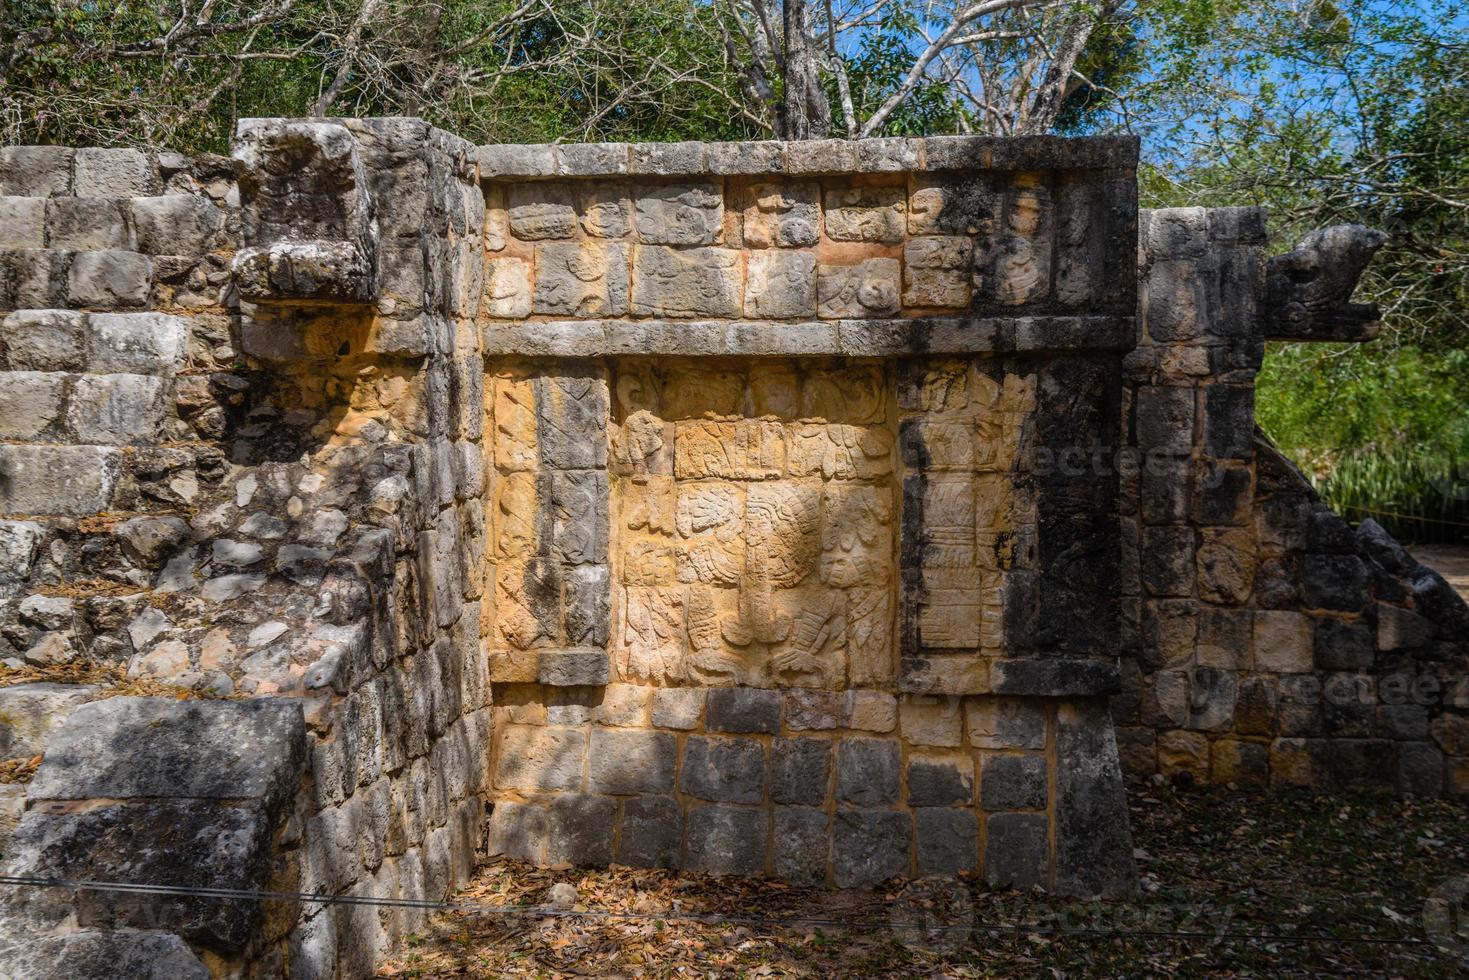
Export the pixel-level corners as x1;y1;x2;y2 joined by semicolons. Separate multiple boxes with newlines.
378;786;1469;978
1413;544;1469;602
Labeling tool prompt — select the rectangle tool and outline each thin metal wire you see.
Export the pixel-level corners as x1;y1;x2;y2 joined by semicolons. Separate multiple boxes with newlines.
0;874;1445;948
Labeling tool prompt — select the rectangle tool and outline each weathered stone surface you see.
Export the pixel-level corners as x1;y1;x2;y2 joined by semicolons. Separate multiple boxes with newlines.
88;312;188;374
0;145;74;196
45;198;131;251
67;250;151;307
824;185;905;242
1052;700;1137;897
1;310;86;371
73;147;155;197
533;242;629;316
483;257;531;317
740;183;819;247
486;801;545;862
817;259;900;318
836;737;900;805
833;810;909;887
906;756;973;806
29;697;307;815
65;373;168;444
0;371;63;439
545;794;616;866
773;807;828;884
771;737;830;805
903;236;973;308
507;182;576;239
0;930;209;980
745;249;816;318
494;726;584;792
631;246;741;317
538;648;609;686
651;688;703;730
706;687;781;734
589;728;675;793
984;812;1048;888
685;804;766;875
966;697;1047;750
915;807;977;875
0;683;98;757
633;183;723;245
4;799;274;953
980;754;1047;810
1253;610;1312;673
845;690;898;732
618;796;682;868
680;736;765;803
131;195;221;255
900;695;962;747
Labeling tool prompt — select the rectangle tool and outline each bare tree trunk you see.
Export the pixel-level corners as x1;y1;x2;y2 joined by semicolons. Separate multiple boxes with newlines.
778;0;830;139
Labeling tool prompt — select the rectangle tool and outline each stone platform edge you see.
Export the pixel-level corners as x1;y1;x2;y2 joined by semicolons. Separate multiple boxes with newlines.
482;314;1136;358
476;134;1141;179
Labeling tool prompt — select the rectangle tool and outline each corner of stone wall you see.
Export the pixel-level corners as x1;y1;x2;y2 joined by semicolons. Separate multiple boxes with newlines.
1120;206;1469;796
0;119;493;977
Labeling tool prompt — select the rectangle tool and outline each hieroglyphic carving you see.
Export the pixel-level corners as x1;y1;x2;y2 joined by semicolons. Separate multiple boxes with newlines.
800;365;884;424
674;420;784;480
493;376;538;471
496;560;559;650
846;586;893;685
772;592;844;687
621;586;686;682
676;483;743;585
611;409;670;476
493;471;542;559
820;485;893;588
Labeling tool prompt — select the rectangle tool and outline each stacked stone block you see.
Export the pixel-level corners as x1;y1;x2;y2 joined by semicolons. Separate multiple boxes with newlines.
1118;207;1469;796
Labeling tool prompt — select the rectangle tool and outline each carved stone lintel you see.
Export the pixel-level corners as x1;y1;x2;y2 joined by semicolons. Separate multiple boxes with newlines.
1265;224;1387;341
232;120;379;304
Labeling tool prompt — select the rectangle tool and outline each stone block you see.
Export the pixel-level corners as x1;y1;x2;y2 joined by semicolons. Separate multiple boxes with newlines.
708;141;783;174
1300;553;1371;612
773;807;828;884
633;182;723;245
0;371;64;439
845;690;898;732
494;726;583;792
486;800;545;862
1134;386;1195;456
966;697;1046;749
906;755;973;806
680;735;765;803
785;690;842;730
576;183;631;238
1269;737;1326;787
1053;700;1137;897
745;249;816;317
771;737;831;805
65;373;168;445
900;695;963;747
979;754;1046;810
909;175;999;236
0;196;45;248
1196;606;1251;669
556;142;629;176
1141;526;1195;597
0;682;99;758
88;312;188;374
1430;714;1469;756
735;183;818;251
1196;527;1254;604
131;195;222;255
538;648;609;687
483;256;531;317
1156;728;1209;779
903;236;973;308
0;445;119;516
45;198;132;250
1397;742;1443;796
629;142;706;175
1202;386;1254;460
73;147;155;197
618;795;682;867
706;687;781;733
550;470;609;564
824;185;905;242
1377;704;1429;740
589;728;676;794
0;145;74;196
0;247;67;309
915;807;977;875
855;137;920;172
1377;603;1435;651
536;374;608;469
544;794;616;866
685;804;767;875
1209;738;1268;786
833;809;910;887
0;931;208;980
651;688;703;730
564;564;610;647
1;309;86;371
836;737;900;805
477;144;556;177
630;245;741;317
506;182;575;239
67;250;151;307
592;683;649;727
817;259;900;318
984;812;1048;889
1253;610;1312;673
533;242;629;316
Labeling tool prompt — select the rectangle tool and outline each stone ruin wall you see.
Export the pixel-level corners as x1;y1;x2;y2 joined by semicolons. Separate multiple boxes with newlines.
0;123;1463;978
